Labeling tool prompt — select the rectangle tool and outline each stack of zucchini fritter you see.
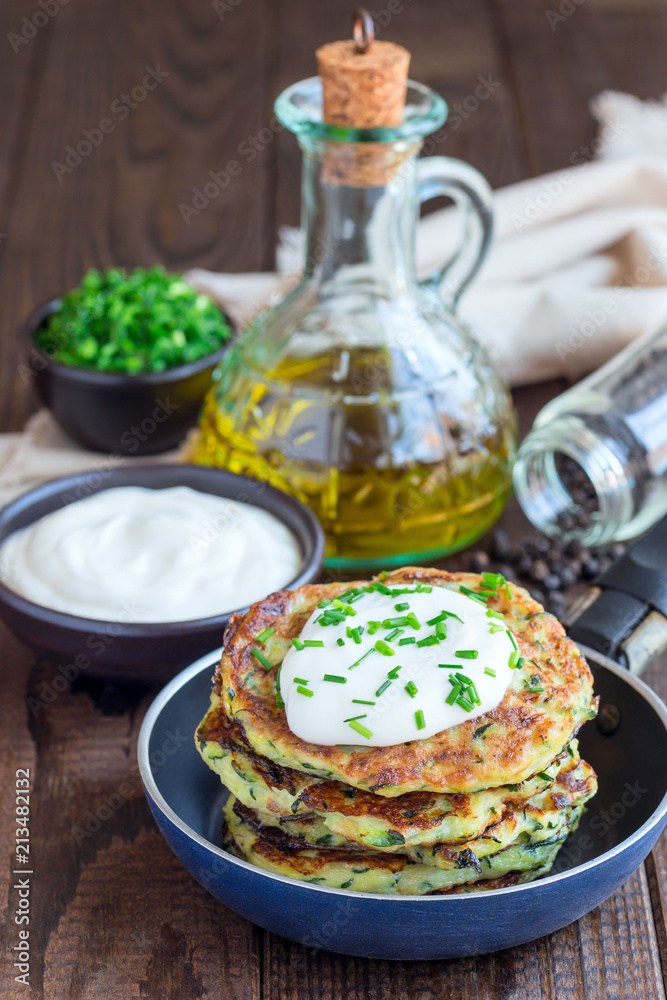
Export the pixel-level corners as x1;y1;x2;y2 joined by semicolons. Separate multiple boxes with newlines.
196;569;598;896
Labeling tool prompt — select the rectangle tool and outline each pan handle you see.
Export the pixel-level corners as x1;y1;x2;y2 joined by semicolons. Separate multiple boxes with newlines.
567;516;667;674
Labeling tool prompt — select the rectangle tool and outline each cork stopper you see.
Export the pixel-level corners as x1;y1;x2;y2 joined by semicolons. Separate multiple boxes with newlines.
316;10;410;129
315;11;413;187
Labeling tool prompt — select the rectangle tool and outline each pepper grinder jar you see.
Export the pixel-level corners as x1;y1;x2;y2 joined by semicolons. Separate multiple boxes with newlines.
514;323;667;547
196;14;517;568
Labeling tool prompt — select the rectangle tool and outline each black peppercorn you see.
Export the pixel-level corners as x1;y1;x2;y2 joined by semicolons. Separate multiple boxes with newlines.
581;555;600;580
543;573;562;592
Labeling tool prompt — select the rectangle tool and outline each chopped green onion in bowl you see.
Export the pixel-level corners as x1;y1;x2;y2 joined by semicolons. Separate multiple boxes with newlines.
37;266;232;374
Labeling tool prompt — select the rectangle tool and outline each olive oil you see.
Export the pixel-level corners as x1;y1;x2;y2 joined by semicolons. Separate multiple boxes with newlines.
195;348;516;568
195;74;518;568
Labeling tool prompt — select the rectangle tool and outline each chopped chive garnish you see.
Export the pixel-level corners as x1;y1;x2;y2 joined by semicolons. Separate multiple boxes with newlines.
347;625;363;644
457;694;474;712
348;719;373;740
486;609;504;620
323;674;347;684
375;679;392;697
375;639;395;656
455;649;478;659
459;586;487;604
343;714;367;722
467;682;481;706
318;598;333;608
371;581;393;596
525;674;544;693
342;589;365;604
509;650;524;669
337;638;345;646
385;628;404;642
303;639;324;647
504;582;512;600
317;609;347;625
515;656;525;671
438;663;459;669
387;664;403;679
292;638;304;651
255;627;275;643
378;571;389;580
297;685;313;697
395;602;410;611
404;681;418;698
349;648;374;669
446;683;462;705
507;631;518;650
399;637;416;645
484;667;497;677
382;615;411;628
368;621;381;635
415;584;432;593
332;598;356;616
352;699;376;705
407;613;421;630
276;692;285;709
474;589;497;598
455;672;473;685
251;648;273;670
417;634;439;647
293;676;308;685
489;625;505;634
482;572;503;587
435;623;447;640
415;709;426;730
427;612;447;625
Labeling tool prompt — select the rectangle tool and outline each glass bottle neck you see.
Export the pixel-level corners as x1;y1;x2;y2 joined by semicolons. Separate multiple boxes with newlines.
299;137;421;298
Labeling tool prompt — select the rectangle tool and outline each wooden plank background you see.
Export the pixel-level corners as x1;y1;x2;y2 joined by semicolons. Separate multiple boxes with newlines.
1;1;667;997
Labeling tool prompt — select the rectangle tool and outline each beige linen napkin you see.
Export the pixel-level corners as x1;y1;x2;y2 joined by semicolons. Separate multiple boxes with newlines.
0;410;187;507
190;154;667;387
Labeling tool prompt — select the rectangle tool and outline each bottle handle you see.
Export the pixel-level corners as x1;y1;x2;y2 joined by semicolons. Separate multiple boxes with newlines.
416;156;494;310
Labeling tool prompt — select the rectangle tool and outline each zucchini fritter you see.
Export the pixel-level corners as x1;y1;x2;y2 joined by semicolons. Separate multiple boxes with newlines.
211;569;597;795
197;568;598;897
223;796;584;896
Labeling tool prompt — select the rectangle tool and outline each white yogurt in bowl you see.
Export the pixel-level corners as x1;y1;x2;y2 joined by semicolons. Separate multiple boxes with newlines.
0;485;302;623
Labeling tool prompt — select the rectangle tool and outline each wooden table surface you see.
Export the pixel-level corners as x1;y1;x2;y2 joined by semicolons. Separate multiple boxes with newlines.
2;1;667;997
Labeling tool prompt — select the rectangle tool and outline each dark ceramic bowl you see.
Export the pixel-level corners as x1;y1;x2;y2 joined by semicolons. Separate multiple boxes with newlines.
0;465;324;683
139;649;667;959
23;298;235;455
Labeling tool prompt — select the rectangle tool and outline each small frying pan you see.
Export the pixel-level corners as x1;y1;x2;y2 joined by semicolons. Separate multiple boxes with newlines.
139;519;667;960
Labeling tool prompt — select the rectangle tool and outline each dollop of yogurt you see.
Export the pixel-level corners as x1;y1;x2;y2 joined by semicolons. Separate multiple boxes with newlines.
280;585;516;746
0;486;301;622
